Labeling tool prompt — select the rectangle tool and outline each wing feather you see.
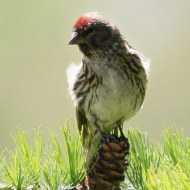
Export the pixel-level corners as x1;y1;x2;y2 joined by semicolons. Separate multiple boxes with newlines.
76;106;89;146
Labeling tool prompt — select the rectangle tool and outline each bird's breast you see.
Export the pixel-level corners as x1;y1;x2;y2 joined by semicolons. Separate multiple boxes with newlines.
83;68;144;129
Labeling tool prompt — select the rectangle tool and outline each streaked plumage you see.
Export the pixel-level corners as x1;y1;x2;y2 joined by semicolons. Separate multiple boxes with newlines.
67;12;149;145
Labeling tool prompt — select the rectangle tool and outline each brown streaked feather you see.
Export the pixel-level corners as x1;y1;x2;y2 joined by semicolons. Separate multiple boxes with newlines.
76;106;89;145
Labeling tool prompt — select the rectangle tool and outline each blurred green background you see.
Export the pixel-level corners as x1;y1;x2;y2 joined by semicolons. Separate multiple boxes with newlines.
0;0;190;152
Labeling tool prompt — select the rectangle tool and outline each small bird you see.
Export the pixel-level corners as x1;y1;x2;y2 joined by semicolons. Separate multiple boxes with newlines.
67;12;149;146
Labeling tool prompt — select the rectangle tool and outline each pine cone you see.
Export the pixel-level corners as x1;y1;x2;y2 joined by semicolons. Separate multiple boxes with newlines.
87;134;130;190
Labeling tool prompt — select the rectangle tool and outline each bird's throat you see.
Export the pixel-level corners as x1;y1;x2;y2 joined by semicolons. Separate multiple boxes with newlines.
79;44;91;57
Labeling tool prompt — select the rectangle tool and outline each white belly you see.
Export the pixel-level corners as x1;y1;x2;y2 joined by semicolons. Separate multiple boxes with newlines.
84;70;142;129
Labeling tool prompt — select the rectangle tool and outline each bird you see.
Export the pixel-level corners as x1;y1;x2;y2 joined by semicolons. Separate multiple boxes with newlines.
67;12;149;148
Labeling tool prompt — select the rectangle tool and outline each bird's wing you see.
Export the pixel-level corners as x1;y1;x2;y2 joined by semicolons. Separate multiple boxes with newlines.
76;106;89;146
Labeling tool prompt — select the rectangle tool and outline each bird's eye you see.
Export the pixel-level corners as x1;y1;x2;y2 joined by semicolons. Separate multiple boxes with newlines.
86;28;94;34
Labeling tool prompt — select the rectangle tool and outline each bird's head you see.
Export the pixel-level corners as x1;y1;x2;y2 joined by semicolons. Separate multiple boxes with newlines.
69;12;122;56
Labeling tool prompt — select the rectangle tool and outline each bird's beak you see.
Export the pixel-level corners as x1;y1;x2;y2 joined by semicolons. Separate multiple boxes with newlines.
68;32;85;45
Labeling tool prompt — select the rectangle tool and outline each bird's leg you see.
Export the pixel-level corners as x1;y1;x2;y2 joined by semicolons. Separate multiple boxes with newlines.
118;124;125;138
118;125;130;151
93;122;107;143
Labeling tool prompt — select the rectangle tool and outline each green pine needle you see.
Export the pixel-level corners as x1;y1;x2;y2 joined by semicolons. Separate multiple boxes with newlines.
0;125;190;190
